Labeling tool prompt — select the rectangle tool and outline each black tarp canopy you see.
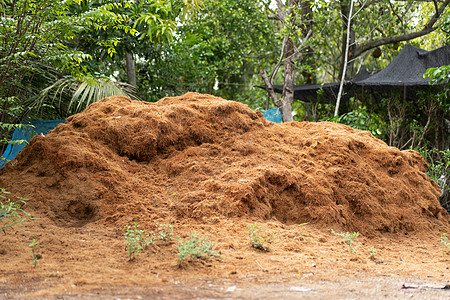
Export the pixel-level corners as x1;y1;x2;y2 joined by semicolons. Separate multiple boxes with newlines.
354;44;450;87
261;44;450;103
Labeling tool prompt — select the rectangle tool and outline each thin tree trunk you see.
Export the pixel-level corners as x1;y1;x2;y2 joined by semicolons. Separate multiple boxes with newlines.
260;69;282;108
281;38;295;122
126;51;136;87
301;0;314;84
335;0;354;116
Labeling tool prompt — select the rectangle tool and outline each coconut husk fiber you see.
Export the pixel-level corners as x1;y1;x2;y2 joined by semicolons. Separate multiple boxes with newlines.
0;92;448;237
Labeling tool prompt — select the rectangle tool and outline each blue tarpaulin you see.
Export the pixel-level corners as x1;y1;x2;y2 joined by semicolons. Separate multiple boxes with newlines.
0;120;65;168
261;108;282;123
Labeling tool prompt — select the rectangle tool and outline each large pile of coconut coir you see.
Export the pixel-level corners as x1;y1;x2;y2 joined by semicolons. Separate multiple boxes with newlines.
0;93;448;236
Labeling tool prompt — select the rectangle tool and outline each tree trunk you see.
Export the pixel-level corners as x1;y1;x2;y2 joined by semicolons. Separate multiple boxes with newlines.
301;1;315;84
126;51;137;87
335;0;355;116
281;38;295;122
261;0;311;122
338;0;356;80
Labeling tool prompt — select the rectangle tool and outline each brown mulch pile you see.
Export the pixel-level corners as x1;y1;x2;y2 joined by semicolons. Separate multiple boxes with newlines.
0;92;448;236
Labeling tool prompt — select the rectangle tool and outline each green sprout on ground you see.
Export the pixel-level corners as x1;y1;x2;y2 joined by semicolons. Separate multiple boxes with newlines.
0;188;32;235
29;239;40;268
155;223;174;241
369;246;376;260
331;229;360;254
123;222;154;261
246;222;279;252
440;233;449;256
298;222;308;240
177;232;220;264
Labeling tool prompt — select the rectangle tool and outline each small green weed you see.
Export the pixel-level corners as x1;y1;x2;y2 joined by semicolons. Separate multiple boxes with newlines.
155;223;174;241
177;232;220;264
369;246;376;260
440;233;449;256
0;188;32;234
29;239;40;268
246;222;279;252
331;229;360;254
123;222;154;261
298;222;308;240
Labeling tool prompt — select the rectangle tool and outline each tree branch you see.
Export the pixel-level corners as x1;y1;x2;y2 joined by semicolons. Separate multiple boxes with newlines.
260;69;283;108
388;0;406;34
262;0;280;20
353;0;450;58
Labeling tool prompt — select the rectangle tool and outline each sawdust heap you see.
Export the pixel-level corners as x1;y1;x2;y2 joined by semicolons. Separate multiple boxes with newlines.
0;93;447;236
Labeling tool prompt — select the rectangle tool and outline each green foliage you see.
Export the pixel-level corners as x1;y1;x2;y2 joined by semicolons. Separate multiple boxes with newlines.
326;104;385;138
0;188;31;235
424;66;450;112
310;0;426;81
177;232;220;264
155;223;174;241
34;75;137;117
0;0;87;100
137;34;218;101
425;65;450;85
29;239;40;268
417;148;450;191
0;96;34;154
246;222;279;252
158;0;278;102
331;229;360;254
440;233;450;256
423;14;450;106
123;222;154;261
369;246;376;260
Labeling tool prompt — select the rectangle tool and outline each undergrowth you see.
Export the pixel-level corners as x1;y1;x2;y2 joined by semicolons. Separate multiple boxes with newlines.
246;222;279;252
29;239;40;268
440;233;449;256
0;188;32;235
123;222;154;261
331;229;360;254
177;232;220;264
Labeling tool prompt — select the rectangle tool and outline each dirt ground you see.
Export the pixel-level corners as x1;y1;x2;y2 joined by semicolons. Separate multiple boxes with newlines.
0;93;449;299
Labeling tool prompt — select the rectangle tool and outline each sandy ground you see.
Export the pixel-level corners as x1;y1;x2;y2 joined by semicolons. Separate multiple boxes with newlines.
1;216;449;299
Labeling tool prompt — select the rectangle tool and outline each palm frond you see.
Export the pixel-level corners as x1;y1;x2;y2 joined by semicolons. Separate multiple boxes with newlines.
29;76;139;118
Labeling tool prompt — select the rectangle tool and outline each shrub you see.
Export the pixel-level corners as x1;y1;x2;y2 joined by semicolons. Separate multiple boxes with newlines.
123;222;154;261
29;239;40;268
177;232;220;264
246;222;279;252
155;223;174;241
331;229;360;254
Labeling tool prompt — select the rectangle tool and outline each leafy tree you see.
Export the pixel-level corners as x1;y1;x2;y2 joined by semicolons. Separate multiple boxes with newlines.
136;0;278;104
258;0;450;121
260;0;313;122
30;0;201;117
67;0;200;85
0;0;89;145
